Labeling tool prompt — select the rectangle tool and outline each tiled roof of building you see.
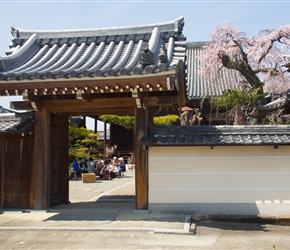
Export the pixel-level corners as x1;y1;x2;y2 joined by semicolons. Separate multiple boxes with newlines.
0;17;186;81
141;124;290;146
250;94;290;118
69;116;85;128
186;42;246;99
0;107;34;133
0;106;14;114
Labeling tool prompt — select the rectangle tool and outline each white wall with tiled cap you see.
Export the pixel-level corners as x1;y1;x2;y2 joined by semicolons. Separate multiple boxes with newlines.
148;145;290;216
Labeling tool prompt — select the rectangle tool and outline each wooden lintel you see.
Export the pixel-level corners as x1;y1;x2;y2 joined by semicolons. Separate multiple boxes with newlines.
40;97;136;114
67;109;135;116
157;96;180;105
143;97;159;106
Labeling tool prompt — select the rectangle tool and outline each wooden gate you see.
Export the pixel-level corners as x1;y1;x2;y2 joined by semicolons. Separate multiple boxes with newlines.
49;113;69;207
2;136;34;209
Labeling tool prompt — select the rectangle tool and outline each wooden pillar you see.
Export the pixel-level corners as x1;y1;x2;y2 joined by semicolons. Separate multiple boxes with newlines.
134;106;148;210
34;108;51;209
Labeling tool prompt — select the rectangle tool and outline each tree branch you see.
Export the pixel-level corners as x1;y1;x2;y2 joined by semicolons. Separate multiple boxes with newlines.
219;53;263;92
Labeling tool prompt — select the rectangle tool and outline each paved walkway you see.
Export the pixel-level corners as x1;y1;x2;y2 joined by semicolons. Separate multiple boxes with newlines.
1;170;290;249
69;170;136;205
0;170;194;235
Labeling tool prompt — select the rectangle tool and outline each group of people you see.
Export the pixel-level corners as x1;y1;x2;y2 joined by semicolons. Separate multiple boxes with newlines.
70;156;126;180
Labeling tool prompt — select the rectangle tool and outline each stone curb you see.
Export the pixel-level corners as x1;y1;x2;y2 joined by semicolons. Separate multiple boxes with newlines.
194;215;290;226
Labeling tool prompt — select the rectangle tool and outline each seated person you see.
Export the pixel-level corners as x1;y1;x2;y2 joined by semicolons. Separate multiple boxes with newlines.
87;157;96;173
79;158;88;173
117;157;126;178
72;158;81;178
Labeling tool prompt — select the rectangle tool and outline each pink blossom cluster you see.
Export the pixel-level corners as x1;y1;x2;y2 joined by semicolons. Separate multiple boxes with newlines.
199;22;290;94
104;144;118;158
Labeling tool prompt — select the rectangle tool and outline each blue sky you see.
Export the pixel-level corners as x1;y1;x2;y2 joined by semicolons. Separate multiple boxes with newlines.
0;0;290;128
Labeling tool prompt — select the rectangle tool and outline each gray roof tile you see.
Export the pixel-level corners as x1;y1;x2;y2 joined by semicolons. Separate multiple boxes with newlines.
0;17;186;81
250;94;290;118
186;42;246;99
0;106;14;114
0;108;34;133
141;124;290;146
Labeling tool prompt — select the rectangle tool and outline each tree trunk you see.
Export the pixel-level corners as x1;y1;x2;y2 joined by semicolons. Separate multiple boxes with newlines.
234;105;244;125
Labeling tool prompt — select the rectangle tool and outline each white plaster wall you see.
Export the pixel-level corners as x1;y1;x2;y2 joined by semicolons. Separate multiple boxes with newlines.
148;146;290;216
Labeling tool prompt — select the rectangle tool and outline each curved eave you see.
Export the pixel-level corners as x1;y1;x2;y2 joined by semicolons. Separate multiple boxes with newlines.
11;16;184;39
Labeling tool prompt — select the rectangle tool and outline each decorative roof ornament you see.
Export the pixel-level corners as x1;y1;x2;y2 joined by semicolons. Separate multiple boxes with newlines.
139;42;154;65
159;43;168;64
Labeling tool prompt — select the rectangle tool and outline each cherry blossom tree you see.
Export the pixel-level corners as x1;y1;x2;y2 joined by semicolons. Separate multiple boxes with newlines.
199;23;290;124
199;22;290;95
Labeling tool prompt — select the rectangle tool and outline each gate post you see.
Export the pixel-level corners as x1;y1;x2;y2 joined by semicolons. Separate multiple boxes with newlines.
134;106;148;210
34;108;51;209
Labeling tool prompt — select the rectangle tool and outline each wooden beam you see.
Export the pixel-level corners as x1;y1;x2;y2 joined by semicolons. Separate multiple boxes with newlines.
65;109;135;116
0;72;177;96
41;97;136;113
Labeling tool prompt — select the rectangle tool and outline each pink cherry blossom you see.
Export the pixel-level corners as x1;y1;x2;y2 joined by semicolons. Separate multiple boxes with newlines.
199;22;290;94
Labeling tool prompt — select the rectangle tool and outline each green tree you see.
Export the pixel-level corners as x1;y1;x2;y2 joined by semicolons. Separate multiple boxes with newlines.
211;87;260;125
68;126;102;163
99;114;179;128
153;115;179;126
99;115;134;129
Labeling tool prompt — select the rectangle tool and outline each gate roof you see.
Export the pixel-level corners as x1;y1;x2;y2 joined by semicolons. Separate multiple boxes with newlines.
0;17;186;115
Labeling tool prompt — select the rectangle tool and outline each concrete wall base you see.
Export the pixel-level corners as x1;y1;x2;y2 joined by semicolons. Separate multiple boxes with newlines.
149;203;290;216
